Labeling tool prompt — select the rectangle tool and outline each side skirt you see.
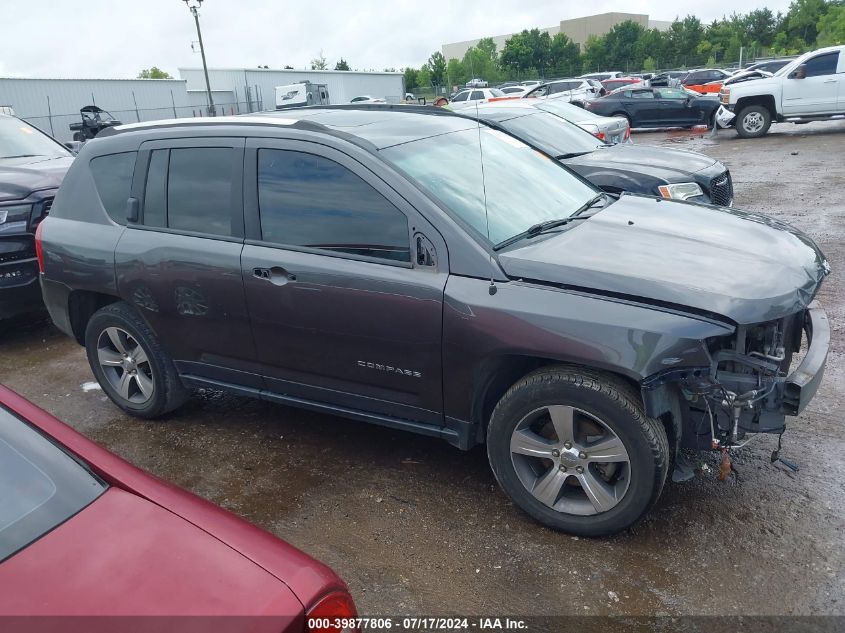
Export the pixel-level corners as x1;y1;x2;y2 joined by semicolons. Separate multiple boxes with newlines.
179;374;467;448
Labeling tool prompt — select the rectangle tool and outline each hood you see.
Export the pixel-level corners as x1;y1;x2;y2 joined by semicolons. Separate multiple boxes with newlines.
497;195;829;324
0;156;73;202
0;487;303;617
729;76;782;96
564;144;718;181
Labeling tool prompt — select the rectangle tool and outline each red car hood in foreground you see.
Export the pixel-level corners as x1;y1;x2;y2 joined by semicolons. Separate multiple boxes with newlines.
0;487;302;618
0;385;349;628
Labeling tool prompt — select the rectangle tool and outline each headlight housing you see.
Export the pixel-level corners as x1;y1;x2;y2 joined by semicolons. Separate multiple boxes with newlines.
658;182;703;201
0;204;32;225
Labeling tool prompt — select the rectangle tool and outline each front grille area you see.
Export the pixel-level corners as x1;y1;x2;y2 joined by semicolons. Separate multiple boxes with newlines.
709;172;734;206
0;250;34;265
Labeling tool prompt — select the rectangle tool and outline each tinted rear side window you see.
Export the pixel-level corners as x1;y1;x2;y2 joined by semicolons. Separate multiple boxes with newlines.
89;152;137;224
257;149;410;263
167;148;233;236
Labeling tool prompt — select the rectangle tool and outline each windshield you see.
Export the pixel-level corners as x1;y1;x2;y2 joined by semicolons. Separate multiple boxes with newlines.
0;117;71;160
0;406;106;562
534;100;595;123
774;55;805;77
381;127;597;245
492;111;603;157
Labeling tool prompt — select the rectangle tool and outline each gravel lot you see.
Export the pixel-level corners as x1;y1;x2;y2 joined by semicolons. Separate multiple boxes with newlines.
1;120;843;618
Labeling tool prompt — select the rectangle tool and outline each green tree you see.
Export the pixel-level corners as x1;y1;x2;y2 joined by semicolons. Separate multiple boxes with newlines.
744;8;778;47
581;35;608;73
460;37;502;83
418;64;432;89
501;31;534;76
334;58;350;71
668;16;705;67
549;33;580;76
785;0;828;46
310;50;328;70
643;56;657;72
404;67;419;91
603;20;646;70
137;67;172;79
427;51;447;87
446;58;465;88
816;2;845;45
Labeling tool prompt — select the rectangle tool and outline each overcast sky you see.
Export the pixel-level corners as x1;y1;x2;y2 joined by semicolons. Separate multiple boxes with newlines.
2;0;796;79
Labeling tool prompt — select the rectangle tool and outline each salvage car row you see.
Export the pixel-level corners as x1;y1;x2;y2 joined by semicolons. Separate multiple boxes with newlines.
0;77;833;626
449;44;845;137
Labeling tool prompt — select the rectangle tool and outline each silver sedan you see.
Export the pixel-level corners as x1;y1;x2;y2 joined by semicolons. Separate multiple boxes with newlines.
532;98;631;144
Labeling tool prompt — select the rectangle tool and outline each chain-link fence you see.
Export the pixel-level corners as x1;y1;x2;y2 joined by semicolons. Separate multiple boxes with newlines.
21;100;262;142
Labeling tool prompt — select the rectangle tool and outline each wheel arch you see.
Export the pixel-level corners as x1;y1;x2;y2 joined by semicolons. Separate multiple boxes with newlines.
469;354;644;445
68;289;121;344
735;95;777;119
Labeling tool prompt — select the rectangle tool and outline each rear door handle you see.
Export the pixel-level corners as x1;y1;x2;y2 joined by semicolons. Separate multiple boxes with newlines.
823;79;837;83
253;266;296;285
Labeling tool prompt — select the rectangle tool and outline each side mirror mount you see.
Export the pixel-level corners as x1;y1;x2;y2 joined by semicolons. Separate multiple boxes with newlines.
790;64;807;79
126;197;139;223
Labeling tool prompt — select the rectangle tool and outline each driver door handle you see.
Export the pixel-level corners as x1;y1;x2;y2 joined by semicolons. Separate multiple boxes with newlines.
253;266;296;286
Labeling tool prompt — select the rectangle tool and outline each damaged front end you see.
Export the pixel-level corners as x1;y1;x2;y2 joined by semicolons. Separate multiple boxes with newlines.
645;301;830;452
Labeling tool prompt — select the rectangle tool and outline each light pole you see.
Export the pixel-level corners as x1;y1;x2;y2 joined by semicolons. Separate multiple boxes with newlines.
183;0;215;116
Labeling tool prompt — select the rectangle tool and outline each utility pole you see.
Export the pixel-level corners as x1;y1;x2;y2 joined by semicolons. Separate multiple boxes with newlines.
183;0;215;116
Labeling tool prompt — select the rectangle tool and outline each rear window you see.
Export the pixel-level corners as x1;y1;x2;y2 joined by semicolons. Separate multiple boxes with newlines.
90;152;137;224
496;112;604;157
0;406;106;562
140;147;235;237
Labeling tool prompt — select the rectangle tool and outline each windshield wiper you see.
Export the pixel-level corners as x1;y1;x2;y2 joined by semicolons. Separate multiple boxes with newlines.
494;216;588;251
0;154;43;159
573;192;611;216
555;151;592;159
493;194;610;251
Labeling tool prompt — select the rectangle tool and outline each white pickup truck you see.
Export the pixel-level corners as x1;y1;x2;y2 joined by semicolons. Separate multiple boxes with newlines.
720;45;845;138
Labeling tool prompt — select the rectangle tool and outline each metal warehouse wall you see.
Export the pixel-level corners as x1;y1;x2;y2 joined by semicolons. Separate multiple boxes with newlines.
0;78;200;142
179;67;406;109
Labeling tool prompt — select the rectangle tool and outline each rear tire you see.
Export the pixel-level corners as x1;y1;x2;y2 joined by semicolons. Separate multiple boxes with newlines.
84;302;189;418
613;112;632;128
735;105;771;138
487;366;669;536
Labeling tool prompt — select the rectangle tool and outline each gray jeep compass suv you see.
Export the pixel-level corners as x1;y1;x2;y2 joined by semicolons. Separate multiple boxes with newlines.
38;108;830;536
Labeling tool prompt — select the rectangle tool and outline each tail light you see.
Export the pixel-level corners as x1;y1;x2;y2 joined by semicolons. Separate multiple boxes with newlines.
306;591;359;633
34;218;46;274
623;124;631;141
594;131;606;141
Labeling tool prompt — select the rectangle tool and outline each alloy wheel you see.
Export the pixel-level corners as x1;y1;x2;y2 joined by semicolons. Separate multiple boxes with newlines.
509;405;631;515
96;326;155;404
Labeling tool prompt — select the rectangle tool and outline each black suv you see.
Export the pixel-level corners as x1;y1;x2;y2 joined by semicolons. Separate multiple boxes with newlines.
39;109;830;536
0;115;73;321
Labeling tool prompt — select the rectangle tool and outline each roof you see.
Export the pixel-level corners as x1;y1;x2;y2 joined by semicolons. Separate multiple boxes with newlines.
102;106;481;150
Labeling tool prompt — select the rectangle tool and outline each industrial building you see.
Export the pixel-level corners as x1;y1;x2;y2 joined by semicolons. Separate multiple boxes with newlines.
0;68;405;142
442;12;672;61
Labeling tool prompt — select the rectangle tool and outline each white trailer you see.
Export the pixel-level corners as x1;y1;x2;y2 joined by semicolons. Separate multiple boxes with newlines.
275;81;330;109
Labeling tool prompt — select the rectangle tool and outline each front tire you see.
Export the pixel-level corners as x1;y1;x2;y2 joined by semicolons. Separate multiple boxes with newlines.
85;302;188;418
735;105;771;138
487;367;669;536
